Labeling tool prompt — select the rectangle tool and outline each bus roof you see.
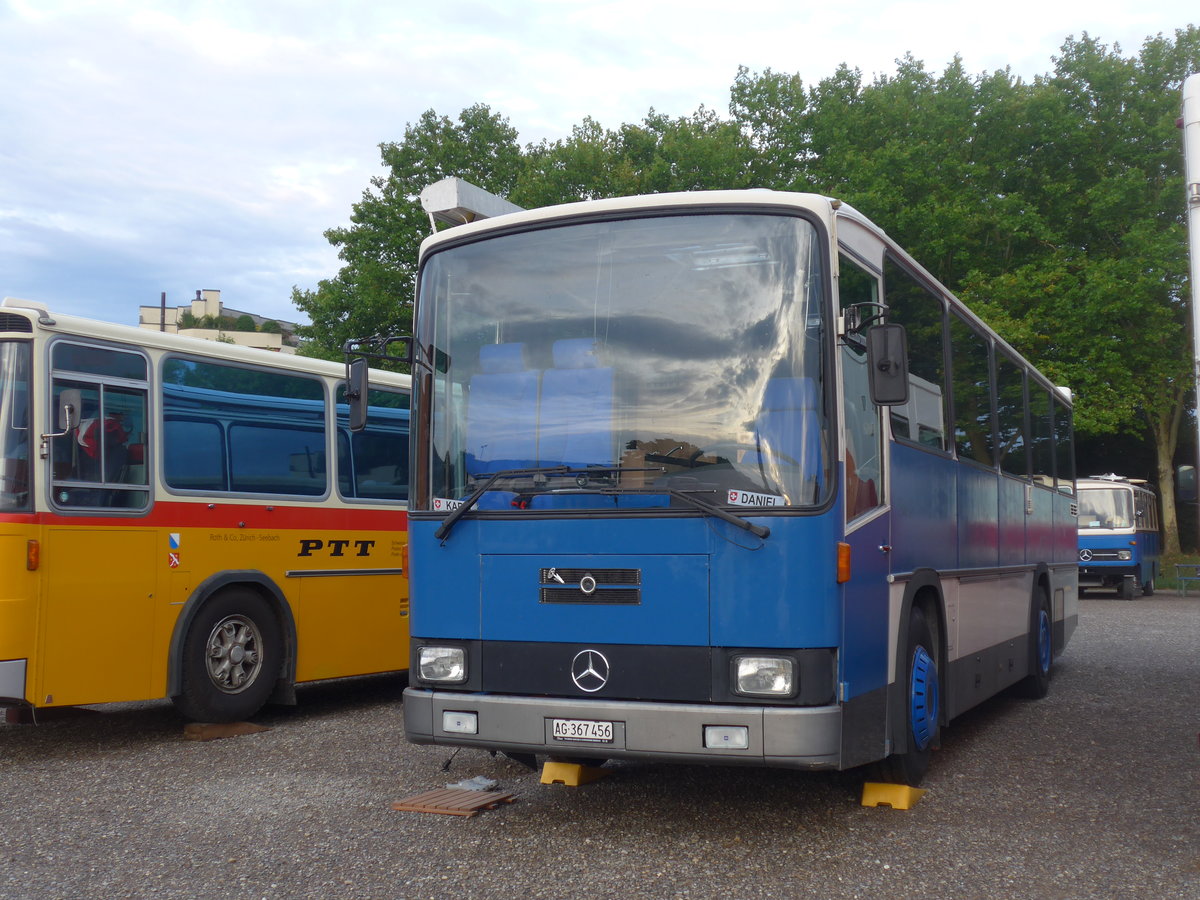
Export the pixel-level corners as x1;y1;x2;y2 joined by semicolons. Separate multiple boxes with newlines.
1077;475;1153;492
0;297;410;390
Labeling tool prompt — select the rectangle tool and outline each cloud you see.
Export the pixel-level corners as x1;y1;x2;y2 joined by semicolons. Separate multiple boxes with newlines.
1;0;1195;326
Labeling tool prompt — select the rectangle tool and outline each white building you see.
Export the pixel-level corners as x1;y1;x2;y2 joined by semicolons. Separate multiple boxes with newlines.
138;289;300;353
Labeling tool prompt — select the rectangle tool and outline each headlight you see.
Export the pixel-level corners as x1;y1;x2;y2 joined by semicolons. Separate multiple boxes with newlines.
418;646;467;683
733;656;795;697
1117;550;1132;560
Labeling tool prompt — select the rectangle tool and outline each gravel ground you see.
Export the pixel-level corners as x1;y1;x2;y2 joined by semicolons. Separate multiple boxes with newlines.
2;593;1197;900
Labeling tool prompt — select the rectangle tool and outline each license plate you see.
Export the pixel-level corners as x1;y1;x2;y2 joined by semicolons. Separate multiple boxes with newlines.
551;718;614;743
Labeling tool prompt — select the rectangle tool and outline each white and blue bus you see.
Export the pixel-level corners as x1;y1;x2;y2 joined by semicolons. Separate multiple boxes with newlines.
1076;475;1160;600
398;191;1078;785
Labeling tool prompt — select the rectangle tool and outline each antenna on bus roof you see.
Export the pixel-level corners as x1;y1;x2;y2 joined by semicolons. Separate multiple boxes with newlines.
418;177;524;233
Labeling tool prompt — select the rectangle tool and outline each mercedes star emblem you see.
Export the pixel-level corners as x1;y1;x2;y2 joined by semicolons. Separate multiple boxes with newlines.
570;649;610;692
1079;549;1092;561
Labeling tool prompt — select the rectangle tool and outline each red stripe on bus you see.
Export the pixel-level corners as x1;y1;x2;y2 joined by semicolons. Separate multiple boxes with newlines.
0;501;408;531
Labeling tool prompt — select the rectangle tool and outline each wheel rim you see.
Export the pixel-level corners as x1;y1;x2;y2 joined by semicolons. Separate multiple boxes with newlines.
1037;608;1052;674
205;614;264;694
909;645;939;751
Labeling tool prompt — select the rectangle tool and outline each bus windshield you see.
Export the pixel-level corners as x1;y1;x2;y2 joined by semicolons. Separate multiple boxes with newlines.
417;212;831;510
0;341;31;511
1078;487;1133;530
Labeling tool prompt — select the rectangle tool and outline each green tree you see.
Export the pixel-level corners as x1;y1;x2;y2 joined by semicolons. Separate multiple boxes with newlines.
965;29;1200;554
515;107;756;207
291;104;523;362
729;65;811;187
234;314;257;332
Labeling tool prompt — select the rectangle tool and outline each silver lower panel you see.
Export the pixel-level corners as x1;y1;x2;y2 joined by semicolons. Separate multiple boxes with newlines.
0;658;27;703
404;689;842;769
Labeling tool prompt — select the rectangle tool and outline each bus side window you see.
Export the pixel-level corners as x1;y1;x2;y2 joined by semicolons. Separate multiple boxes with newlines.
336;385;409;502
839;254;883;518
949;313;995;467
1052;395;1074;494
882;256;947;451
49;340;150;510
1029;384;1054;488
162;357;327;498
995;352;1028;478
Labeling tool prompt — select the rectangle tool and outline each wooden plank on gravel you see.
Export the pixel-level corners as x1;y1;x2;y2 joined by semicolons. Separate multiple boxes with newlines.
390;788;518;816
183;722;271;741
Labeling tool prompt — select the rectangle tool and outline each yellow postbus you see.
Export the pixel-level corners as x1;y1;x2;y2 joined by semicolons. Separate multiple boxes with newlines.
0;298;410;722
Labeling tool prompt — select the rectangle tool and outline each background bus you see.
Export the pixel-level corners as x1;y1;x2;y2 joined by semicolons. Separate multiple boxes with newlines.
401;190;1077;786
0;298;410;722
1076;474;1160;600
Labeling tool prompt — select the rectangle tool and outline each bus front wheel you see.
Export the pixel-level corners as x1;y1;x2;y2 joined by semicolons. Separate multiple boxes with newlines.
173;588;283;723
878;606;940;787
1119;577;1136;602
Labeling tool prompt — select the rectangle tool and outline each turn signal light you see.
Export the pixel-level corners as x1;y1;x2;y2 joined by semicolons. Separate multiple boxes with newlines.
26;540;39;571
837;542;851;583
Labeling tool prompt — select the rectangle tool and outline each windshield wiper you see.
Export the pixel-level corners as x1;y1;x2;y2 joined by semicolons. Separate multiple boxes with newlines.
665;489;771;539
435;466;566;540
434;465;631;541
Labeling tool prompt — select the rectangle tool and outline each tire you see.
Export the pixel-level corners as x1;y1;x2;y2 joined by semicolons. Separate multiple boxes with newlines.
1141;577;1155;597
1119;577;1136;601
1014;590;1053;699
877;606;940;786
172;588;283;723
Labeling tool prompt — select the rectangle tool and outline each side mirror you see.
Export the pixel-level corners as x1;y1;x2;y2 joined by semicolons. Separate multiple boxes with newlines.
1178;465;1197;503
866;323;909;406
58;388;81;432
346;358;370;432
39;388;82;458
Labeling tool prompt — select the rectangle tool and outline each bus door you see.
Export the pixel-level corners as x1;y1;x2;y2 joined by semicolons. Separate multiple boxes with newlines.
39;341;157;706
838;332;891;766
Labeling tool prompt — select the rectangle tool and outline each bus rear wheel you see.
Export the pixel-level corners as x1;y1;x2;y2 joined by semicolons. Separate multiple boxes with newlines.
878;606;939;787
1014;589;1053;699
173;589;282;723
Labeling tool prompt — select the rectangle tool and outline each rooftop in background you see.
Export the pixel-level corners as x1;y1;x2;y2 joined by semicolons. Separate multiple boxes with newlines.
138;289;300;354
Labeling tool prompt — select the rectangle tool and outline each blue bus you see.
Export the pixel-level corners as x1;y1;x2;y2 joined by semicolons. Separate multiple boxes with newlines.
398;191;1078;785
1076;475;1160;600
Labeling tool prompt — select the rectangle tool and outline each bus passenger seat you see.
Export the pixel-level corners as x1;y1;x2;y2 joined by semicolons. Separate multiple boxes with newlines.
538;338;615;470
464;343;540;475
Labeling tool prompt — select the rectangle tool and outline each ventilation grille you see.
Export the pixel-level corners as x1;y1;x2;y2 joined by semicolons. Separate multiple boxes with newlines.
0;313;33;333
540;587;641;605
539;568;641;585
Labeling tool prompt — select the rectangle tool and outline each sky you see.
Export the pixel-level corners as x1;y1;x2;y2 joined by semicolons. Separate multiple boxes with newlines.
1;0;1196;328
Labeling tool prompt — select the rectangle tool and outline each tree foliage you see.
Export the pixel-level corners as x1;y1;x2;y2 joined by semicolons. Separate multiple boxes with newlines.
290;27;1200;548
291;104;522;362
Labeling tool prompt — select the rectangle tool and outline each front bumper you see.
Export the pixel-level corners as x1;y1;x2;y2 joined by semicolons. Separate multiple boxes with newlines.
1078;566;1135;586
403;688;842;769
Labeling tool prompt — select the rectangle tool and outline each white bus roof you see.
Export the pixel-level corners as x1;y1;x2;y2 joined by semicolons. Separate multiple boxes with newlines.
0;297;410;389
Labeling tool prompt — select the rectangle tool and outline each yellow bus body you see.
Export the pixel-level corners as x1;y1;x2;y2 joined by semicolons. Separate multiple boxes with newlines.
0;299;410;720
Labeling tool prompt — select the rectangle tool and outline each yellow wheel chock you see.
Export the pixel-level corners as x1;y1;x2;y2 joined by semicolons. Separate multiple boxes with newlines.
861;781;927;809
540;761;611;786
